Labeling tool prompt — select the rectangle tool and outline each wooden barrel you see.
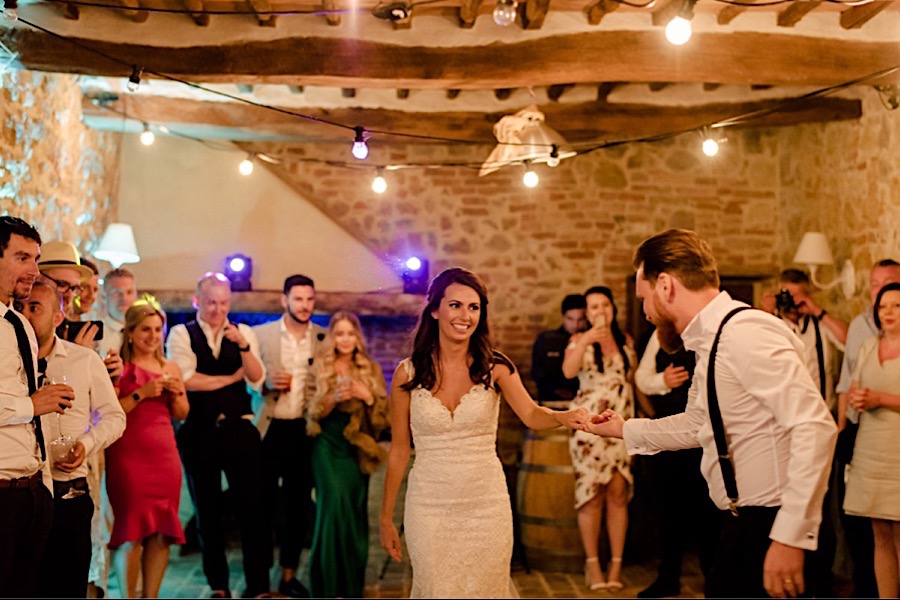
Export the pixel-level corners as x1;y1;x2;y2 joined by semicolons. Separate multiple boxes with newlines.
516;426;585;573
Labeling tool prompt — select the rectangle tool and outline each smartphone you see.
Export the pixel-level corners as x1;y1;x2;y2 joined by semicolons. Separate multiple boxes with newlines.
59;320;104;342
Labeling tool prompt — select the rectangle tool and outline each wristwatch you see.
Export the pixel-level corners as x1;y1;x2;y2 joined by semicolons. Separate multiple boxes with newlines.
132;392;141;402
238;344;251;352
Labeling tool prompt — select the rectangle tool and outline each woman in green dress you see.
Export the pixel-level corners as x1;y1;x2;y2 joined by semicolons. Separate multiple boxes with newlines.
304;311;390;597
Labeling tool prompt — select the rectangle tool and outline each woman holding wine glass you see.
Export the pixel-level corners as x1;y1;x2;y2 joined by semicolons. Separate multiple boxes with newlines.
105;302;189;598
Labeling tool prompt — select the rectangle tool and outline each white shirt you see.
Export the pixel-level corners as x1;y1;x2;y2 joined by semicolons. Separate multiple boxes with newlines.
622;292;838;550
635;331;671;397
166;316;265;391
96;314;124;358
0;302;45;481
40;336;126;481
273;318;312;420
782;315;842;412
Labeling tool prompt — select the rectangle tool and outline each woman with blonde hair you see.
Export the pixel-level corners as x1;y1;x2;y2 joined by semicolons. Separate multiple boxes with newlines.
105;302;189;598
304;310;390;597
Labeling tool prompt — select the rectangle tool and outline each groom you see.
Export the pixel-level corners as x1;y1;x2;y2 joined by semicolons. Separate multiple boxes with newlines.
584;229;837;599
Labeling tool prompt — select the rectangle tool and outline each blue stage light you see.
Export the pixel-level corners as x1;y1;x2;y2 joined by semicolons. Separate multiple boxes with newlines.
224;253;252;291
402;257;429;294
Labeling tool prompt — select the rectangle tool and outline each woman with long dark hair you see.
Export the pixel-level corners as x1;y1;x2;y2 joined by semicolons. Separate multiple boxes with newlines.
379;267;589;597
561;285;636;592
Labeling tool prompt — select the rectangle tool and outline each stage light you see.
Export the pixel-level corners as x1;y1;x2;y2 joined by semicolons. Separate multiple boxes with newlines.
402;256;429;295
224;253;253;291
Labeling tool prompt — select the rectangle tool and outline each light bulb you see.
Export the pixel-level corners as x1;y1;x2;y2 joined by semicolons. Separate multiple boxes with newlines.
406;257;422;271
493;0;517;27
239;157;254;176
665;16;692;46
372;173;387;194
351;127;369;160
547;145;560;168
523;168;539;188
702;138;719;157
126;65;142;93
139;125;155;146
2;0;17;21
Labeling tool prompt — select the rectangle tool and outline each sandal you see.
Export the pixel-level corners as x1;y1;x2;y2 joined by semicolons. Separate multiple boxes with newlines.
605;557;624;592
584;557;608;591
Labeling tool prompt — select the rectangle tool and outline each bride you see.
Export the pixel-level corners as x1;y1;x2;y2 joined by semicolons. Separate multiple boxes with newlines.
379;267;589;597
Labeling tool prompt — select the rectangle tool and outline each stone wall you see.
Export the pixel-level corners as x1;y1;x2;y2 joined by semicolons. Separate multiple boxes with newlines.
262;129;784;378
776;89;900;317
0;70;119;250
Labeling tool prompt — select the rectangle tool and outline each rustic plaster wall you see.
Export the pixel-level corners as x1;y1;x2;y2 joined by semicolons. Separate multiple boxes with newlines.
0;70;119;250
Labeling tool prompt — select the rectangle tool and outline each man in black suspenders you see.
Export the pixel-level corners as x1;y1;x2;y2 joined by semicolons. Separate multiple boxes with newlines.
584;229;838;598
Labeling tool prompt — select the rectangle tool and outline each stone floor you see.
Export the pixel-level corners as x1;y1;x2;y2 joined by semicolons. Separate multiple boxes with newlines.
104;460;849;599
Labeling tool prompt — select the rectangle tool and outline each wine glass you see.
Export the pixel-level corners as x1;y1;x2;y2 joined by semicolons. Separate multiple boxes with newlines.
48;375;85;498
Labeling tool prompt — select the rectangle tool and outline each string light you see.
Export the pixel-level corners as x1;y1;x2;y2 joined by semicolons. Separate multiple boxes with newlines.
2;0;18;21
665;0;696;46
239;154;254;176
139;123;155;146
126;65;142;93
492;0;517;26
522;163;539;188
351;126;369;160
371;167;387;194
546;145;561;168
702;137;719;156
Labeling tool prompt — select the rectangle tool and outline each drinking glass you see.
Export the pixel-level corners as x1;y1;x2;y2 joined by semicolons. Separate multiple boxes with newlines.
48;375;85;498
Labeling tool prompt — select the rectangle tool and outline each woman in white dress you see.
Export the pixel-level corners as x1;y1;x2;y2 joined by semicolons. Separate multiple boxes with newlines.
379;267;590;598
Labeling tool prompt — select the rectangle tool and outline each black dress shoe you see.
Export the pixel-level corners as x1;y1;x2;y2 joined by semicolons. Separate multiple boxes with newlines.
277;579;309;599
637;578;680;598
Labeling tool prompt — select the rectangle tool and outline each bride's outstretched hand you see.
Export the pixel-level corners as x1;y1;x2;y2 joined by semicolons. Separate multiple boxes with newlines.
556;406;591;430
583;410;625;438
380;520;403;562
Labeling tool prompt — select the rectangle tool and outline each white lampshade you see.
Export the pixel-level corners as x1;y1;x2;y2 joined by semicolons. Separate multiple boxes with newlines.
93;223;140;268
480;105;576;176
793;232;834;266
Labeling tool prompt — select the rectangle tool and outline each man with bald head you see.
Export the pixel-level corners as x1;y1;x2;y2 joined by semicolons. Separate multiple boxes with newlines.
167;272;271;599
17;277;125;598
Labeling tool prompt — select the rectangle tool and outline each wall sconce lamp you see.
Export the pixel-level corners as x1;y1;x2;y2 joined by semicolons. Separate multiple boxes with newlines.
93;223;141;268
792;232;855;298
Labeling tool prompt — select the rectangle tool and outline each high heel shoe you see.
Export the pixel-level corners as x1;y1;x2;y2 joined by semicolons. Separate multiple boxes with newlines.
584;557;608;591
605;557;624;592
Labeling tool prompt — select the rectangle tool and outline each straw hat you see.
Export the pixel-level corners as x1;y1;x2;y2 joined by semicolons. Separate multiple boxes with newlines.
38;241;94;282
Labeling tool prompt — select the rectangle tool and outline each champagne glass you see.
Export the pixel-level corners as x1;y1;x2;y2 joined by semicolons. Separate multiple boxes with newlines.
48;375;85;498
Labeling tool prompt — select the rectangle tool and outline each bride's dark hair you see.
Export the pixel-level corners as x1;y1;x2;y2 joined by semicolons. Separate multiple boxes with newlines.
402;267;495;392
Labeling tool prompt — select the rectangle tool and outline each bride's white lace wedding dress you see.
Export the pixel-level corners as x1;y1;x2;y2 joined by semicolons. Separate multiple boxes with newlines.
401;360;519;598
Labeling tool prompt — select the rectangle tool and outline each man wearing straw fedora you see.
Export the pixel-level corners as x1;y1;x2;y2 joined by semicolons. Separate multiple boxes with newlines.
37;241;100;347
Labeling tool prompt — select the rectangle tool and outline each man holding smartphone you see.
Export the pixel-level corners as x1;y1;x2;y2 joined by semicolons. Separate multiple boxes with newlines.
37;241;100;347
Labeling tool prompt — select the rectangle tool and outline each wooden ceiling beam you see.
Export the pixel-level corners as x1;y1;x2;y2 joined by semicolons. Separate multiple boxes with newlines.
447;89;461;99
840;0;892;29
458;0;483;28
716;0;768;26
650;0;683;27
62;3;80;19
116;0;149;23
9;29;900;88
245;0;277;27
322;0;341;26
80;94;863;144
547;83;574;102
586;0;618;26
648;82;669;92
397;88;410;99
522;0;551;30
179;0;209;26
776;0;820;28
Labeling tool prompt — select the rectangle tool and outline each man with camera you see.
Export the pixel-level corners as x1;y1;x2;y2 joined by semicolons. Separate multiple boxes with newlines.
760;268;848;597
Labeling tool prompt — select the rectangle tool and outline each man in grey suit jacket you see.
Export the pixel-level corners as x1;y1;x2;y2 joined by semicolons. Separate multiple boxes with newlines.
253;274;327;598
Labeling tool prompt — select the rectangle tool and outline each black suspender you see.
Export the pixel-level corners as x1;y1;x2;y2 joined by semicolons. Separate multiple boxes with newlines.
707;306;752;516
801;315;827;400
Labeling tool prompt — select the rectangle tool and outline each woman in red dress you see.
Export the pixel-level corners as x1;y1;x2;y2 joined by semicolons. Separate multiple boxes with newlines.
106;303;189;598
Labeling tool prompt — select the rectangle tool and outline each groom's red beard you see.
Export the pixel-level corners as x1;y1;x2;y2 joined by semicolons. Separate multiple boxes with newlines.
653;294;684;354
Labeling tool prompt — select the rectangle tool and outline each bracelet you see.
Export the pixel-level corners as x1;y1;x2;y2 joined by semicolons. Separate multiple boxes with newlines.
238;344;251;352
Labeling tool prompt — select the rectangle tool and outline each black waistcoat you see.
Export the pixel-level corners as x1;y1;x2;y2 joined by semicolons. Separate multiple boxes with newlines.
651;345;696;418
185;320;252;427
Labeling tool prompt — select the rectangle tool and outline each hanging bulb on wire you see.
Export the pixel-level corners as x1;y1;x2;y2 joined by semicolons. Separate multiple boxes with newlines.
3;0;18;21
371;168;387;194
546;145;561;168
493;0;517;27
523;163;539;188
239;154;254;176
126;65;143;93
139;123;155;146
665;0;696;46
351;127;369;160
702;137;719;157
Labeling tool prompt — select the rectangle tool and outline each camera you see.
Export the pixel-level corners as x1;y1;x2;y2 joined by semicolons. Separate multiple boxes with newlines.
775;289;795;313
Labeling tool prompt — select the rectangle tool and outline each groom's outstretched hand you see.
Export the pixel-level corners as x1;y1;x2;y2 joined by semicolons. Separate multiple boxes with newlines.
380;519;403;562
583;410;625;438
